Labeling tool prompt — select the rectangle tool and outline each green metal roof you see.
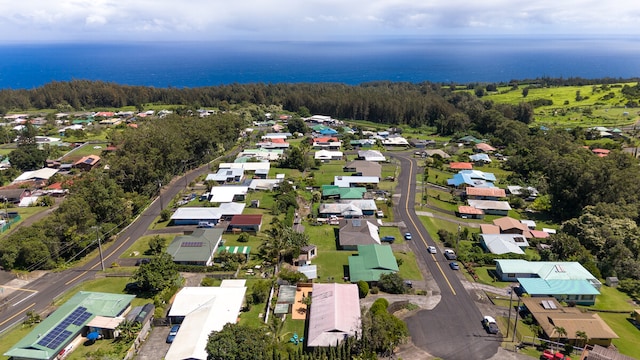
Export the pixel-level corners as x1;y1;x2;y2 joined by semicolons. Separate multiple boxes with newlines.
321;185;366;199
166;228;224;263
4;291;135;360
348;244;399;282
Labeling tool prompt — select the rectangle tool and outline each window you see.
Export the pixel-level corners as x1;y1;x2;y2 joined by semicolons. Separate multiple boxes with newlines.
507;273;516;278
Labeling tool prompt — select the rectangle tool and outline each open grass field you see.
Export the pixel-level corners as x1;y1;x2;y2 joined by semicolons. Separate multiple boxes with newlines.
59;142;107;162
483;83;640;128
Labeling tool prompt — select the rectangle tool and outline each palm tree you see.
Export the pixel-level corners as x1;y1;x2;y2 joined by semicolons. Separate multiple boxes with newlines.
553;326;567;352
575;330;588;349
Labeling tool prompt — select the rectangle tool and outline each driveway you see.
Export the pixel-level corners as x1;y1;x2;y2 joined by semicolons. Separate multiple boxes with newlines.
135;325;171;360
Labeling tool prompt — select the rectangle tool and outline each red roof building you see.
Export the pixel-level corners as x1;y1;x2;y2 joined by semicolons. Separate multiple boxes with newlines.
466;187;506;199
227;214;263;233
449;162;473;170
475;143;497;152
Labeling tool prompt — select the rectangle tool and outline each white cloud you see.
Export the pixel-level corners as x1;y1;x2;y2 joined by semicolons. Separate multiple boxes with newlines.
0;0;638;42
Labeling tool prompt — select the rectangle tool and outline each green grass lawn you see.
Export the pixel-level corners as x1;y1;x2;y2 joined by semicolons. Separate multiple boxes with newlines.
119;234;176;259
597;312;640;358
60;142;107;162
313;251;352;282
314;161;347;185
395;251;423;281
474;266;512;288
0;206;53;240
592;286;637;312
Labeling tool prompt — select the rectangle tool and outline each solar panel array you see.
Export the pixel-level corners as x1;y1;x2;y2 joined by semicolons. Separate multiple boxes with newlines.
181;241;204;247
36;307;93;350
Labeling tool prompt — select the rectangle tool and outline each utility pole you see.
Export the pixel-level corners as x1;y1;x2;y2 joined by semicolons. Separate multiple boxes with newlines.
94;226;105;271
506;286;514;336
158;181;163;210
512;295;522;342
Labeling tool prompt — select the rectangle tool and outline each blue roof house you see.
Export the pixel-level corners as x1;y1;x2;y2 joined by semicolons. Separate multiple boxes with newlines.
447;170;497;188
495;259;602;305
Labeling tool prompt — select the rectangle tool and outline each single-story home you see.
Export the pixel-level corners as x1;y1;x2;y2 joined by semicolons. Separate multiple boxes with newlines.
4;292;135;360
0;188;31;204
467;199;512;216
339;199;377;215
495;259;601;305
350;139;376;148
314;150;344;161
169;203;246;225
457;205;485;219
248;179;282;191
492;216;532;237
166;228;224;266
13;168;59;184
334;176;379;188
227;214;263;233
318;203;363;218
307;283;361;347
205;168;244;183
165;282;247;360
209;186;249;203
73;155;101;171
348;244;399;283
469;153;492;163
357;150;386;162
218;162;270;172
449;162;473;171
321;185;366;200
381;136;409;147
343;160;382;178
338;219;380;250
312;137;342;150
520;297;618;347
506;185;539;199
479;234;529;255
465;187;506;200
475;143;497;152
424;149;449;158
447;170;496;188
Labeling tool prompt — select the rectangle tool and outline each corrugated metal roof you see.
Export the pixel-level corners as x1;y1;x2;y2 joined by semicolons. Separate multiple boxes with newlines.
348;244;398;282
518;278;600;296
307;283;361;347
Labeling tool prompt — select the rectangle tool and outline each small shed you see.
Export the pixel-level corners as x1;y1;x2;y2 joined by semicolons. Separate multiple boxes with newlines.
605;276;619;288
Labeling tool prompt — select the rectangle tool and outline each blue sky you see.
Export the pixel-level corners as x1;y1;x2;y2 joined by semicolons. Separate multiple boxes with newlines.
1;0;638;42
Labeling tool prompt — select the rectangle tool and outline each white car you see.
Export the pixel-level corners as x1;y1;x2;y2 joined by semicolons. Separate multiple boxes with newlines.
427;246;437;254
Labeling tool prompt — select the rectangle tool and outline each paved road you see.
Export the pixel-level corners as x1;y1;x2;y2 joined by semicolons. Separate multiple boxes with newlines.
391;153;501;360
0;161;215;334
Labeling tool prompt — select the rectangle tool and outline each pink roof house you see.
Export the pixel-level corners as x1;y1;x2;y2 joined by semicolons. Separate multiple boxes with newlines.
307;283;361;347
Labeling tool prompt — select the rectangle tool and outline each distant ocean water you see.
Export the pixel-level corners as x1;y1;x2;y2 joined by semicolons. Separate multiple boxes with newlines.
1;38;639;89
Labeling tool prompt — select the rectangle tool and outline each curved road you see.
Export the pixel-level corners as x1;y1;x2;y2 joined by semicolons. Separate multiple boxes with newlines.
391;153;501;360
0;161;214;334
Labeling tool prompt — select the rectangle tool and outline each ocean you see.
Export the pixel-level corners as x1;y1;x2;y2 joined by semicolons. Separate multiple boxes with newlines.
1;38;639;89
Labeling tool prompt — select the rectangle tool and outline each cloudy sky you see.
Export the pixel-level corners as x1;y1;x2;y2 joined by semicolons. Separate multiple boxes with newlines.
1;0;638;42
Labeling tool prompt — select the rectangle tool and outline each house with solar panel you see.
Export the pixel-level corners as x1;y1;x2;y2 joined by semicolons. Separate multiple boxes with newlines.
495;259;602;305
166;228;224;266
73;155;101;172
4;291;135;360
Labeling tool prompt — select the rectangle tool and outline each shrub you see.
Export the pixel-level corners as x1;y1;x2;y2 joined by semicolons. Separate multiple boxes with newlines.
357;280;369;298
377;273;407;294
370;286;379;294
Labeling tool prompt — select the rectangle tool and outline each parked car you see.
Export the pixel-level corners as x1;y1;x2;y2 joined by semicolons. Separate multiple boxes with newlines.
427;246;437;254
449;262;460;270
135;258;150;266
166;324;180;343
444;249;457;260
482;316;499;334
404;232;412;240
381;236;396;243
403;280;413;288
197;221;215;228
